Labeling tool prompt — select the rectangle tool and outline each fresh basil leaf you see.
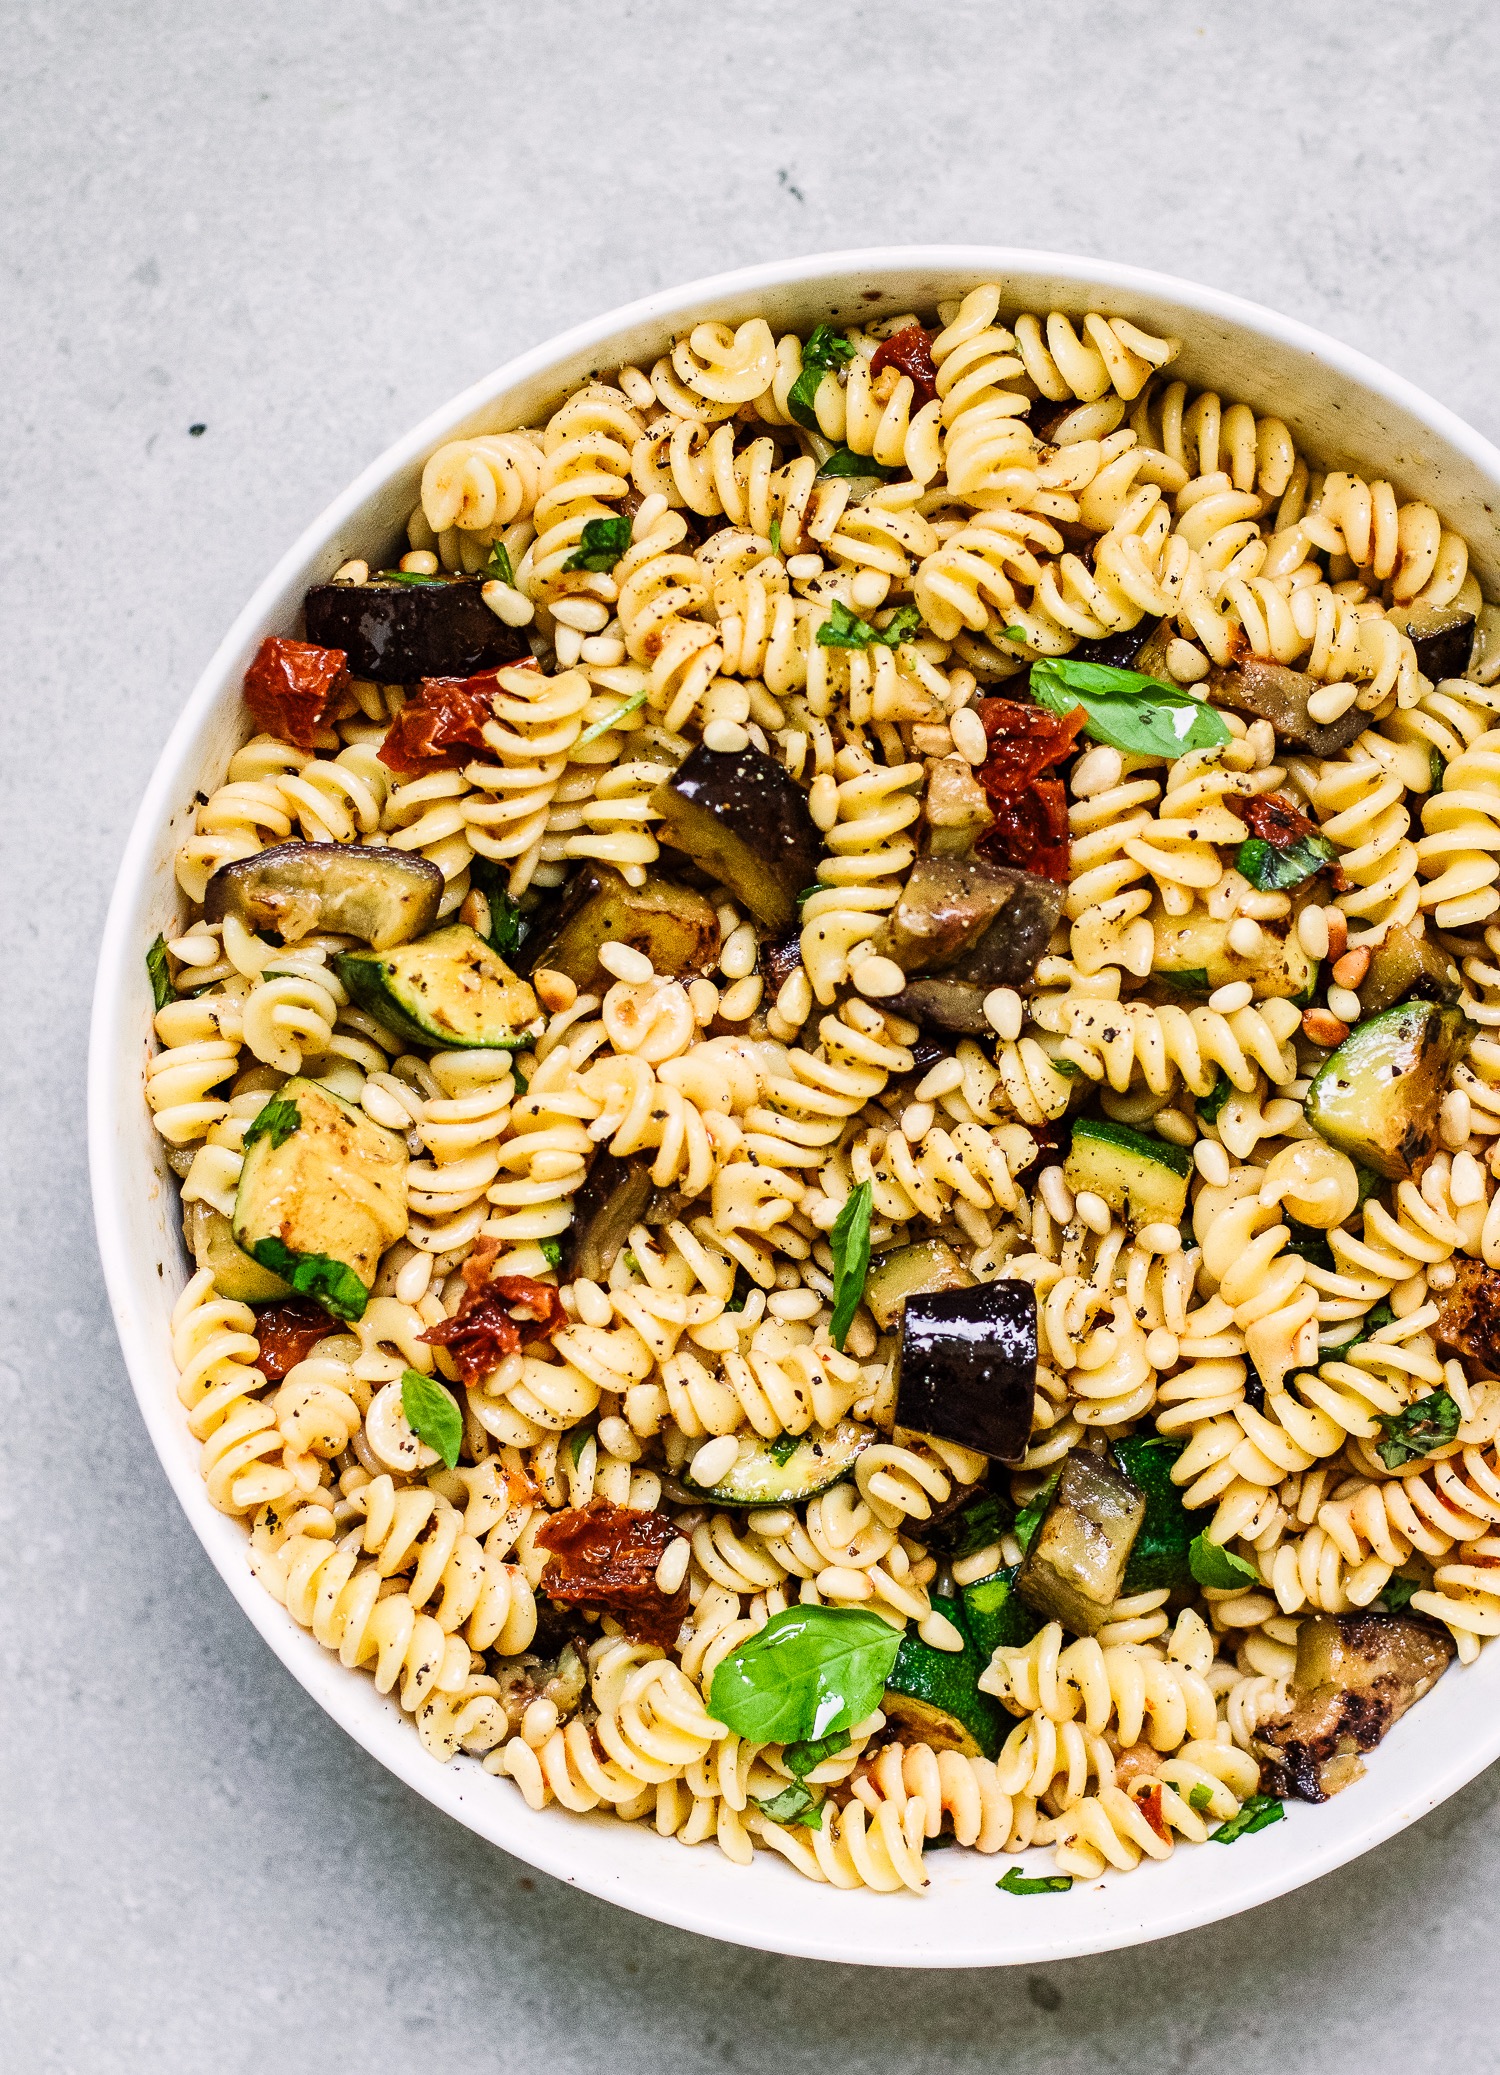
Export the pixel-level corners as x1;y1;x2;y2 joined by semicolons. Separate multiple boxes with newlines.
708;1605;901;1744
1321;1297;1395;1362
1381;1573;1419;1611
1189;1533;1260;1591
1013;1468;1061;1555
568;1420;595;1467
1354;1163;1383;1207
1209;1793;1285;1844
576;685;648;747
562;515;633;574
249;1239;368;1321
1235;831;1337;892
243;1095;301;1150
1430;746;1446;792
1197;1070;1231;1124
751;1780;824;1828
401;1368;463;1469
767;1433;802;1467
485;538;517;588
378;569;449;585
828;1180;873;1351
146;933;173;1011
769;517;781;556
468;857;528;958
796;884;818;910
1189;1782;1215;1814
540;1238;563;1268
816;446;897;481
1375;1386;1461;1471
784;1728;853;1777
997;1868;1073;1895
1002;625;1029;643
1030;657;1230;758
787;323;856;430
816;599;920;650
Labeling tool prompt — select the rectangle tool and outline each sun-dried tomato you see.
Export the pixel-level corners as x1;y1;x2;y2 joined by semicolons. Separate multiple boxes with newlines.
974;697;1087;793
421;1267;567;1384
870;324;938;407
1236;791;1320;849
536;1498;689;1648
252;1298;333;1382
378;672;501;775
243;635;348;750
1135;1781;1171;1843
979;775;1071;882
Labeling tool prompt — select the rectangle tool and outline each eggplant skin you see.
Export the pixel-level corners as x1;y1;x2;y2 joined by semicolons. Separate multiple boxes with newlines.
204;841;443;949
304;577;529;684
1209;659;1369;755
1065;617;1161;672
527;864;721;990
564;1152;655;1283
883;855;1062;986
650;744;819;930
1253;1611;1454;1802
895;1280;1036;1464
1435;1257;1500;1373
888;977;991;1035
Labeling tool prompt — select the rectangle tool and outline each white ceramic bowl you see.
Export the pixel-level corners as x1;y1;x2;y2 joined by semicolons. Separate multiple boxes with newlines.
90;247;1500;1966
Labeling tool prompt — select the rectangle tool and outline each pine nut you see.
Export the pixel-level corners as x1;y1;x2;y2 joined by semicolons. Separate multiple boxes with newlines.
1326;984;1362;1023
333;558;369;585
1137;1222;1182;1256
901;1102;935;1140
703;719;750;753
481;577;535;626
688;978;720;1024
1246;719;1276;767
689;1436;740;1489
984;986;1024;1041
852;955;906;998
1227;918;1265;958
786;553;823;580
718;975;763;1020
1332;947;1370;989
1441;1089;1473;1147
1071;744;1124;797
1074;1189;1113;1234
533;967;578;1014
598;941;654;984
809;774;840;830
654;1538;691;1595
917;1608;967;1653
580;635;625;665
1146;1329;1181;1368
1451;1149;1485;1204
1302;1007;1349;1047
1306;681;1360;723
950;707;989;765
775;967;812;1026
553;623;585;666
719;922;759;980
916;1057;965;1100
1195;1139;1231;1186
399;549;439;575
1154;1107;1197;1146
767;1287;820;1320
1038;1164;1075;1223
1324;907;1348;960
1208;981;1254;1013
850;570;889;611
1166;637;1210;684
1297;905;1330;960
521;1698;559;1747
597;1415;640;1461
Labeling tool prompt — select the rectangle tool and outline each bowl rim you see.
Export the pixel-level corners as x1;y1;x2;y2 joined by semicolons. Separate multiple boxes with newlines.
89;243;1500;1966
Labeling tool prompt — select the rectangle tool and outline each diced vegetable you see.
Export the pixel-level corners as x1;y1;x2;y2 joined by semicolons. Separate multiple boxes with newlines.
1253;1611;1454;1801
997;1868;1073;1894
1209;1795;1285;1843
562;517;633;573
232;1078;408;1319
869;324;938;405
1208;659;1369;754
923;756;994;857
1112;1434;1200;1595
1357;922;1460;1017
1030;657;1230;758
183;1200;294;1303
761;924;804;995
882;1619;1008;1760
1064;1117;1191;1229
1017;1450;1146;1635
1434;1257;1500;1373
336;923;538;1050
651;743;820;930
1374;1387;1460;1471
880;855;1063;989
1236;830;1337;892
1390;602;1476;681
1188;1533;1260;1590
960;1565;1044;1662
204;841;442;951
303;573;529;683
1305;1001;1470;1179
242;635;348;748
536;1498;689;1648
864;1240;974;1333
681;1419;871;1505
1151;901;1317;1001
524;864;721;990
564;1152;655;1282
888;977;991;1035
894;1280;1037;1464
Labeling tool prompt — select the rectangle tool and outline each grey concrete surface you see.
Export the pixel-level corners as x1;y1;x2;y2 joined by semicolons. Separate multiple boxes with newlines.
3;1;1498;2067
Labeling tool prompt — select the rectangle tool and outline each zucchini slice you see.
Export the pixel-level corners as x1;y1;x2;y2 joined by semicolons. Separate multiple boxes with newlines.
1356;922;1461;1017
959;1565;1043;1665
883;1620;1008;1760
1064;1117;1191;1228
1151;901;1316;1001
1305;1001;1470;1180
205;841;443;952
682;1419;871;1505
335;924;538;1050
183;1200;293;1303
232;1077;408;1319
864;1240;973;1333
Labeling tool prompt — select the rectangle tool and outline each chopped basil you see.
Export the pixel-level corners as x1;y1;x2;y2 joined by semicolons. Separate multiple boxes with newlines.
1236;830;1337;892
1030;656;1231;758
562;515;633;574
784;1728;853;1777
540;1238;563;1267
1430;746;1446;792
946;1492;1012;1562
751;1780;824;1829
1002;625;1029;643
1189;1533;1259;1591
485;538;517;588
1355;1163;1383;1207
1282;1222;1334;1271
1197;1070;1231;1124
1381;1573;1420;1611
769;518;782;556
249;1239;367;1321
511;1060;530;1096
1375;1386;1461;1471
146;933;173;1010
816;599;921;650
787;323;857;431
816;446;898;481
796;884;818;910
767;1433;802;1467
568;1420;595;1467
1188;1782;1215;1814
997;1868;1073;1895
1322;1298;1395;1362
1013;1469;1061;1556
468;858;527;958
576;686;648;747
1209;1793;1285;1844
708;1604;901;1745
622;1250;640;1276
401;1368;463;1469
243;1095;301;1151
828;1180;873;1351
378;569;449;585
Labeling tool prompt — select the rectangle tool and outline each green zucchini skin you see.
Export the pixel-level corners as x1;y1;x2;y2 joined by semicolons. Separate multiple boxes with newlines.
681;1419;871;1506
1065;1117;1191;1229
1305;1001;1470;1179
883;1613;1008;1759
959;1565;1043;1665
336;924;539;1050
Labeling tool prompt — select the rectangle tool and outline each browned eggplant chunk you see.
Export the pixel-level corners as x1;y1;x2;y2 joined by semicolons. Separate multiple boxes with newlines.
304;575;529;683
881;854;1063;987
564;1152;655;1282
204;842;443;949
1017;1450;1146;1635
888;976;991;1035
1209;659;1370;755
526;865;721;990
923;756;993;857
761;925;804;995
895;1280;1037;1465
650;743;819;930
1253;1611;1454;1801
1391;602;1476;682
1357;921;1461;1017
1434;1256;1500;1373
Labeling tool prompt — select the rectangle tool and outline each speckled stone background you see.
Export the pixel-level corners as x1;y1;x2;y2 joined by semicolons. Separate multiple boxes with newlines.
5;2;1499;2065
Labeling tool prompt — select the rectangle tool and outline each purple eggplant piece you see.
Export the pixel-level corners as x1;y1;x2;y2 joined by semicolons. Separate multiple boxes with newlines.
304;576;530;683
895;1280;1037;1464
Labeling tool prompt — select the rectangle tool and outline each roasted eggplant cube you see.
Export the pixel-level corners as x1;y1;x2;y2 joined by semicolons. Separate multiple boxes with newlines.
1065;617;1162;672
564;1152;655;1282
204;841;443;950
526;865;721;990
1357;922;1460;1017
1253;1610;1454;1801
1018;1452;1146;1635
1209;659;1369;755
1392;602;1476;683
650;743;819;930
894;1280;1036;1464
304;575;529;684
888;976;991;1035
881;855;1062;988
1434;1256;1500;1372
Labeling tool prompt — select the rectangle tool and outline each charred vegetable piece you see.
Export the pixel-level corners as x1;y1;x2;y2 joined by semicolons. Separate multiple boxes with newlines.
762;924;804;995
1434;1256;1500;1372
887;976;991;1035
883;1616;1007;1760
335;924;538;1050
204;841;442;951
525;864;721;989
1253;1611;1454;1801
1065;618;1162;673
1306;1001;1469;1179
864;1240;973;1333
1357;922;1461;1016
565;1152;655;1282
232;1078;408;1318
1391;601;1476;682
303;574;529;684
1112;1435;1202;1595
682;1420;871;1506
183;1200;293;1303
252;1299;336;1382
651;743;820;930
960;1565;1043;1663
1065;1118;1191;1229
1017;1450;1147;1635
1208;659;1369;754
894;1280;1037;1464
880;855;1063;988
1151;900;1316;1001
